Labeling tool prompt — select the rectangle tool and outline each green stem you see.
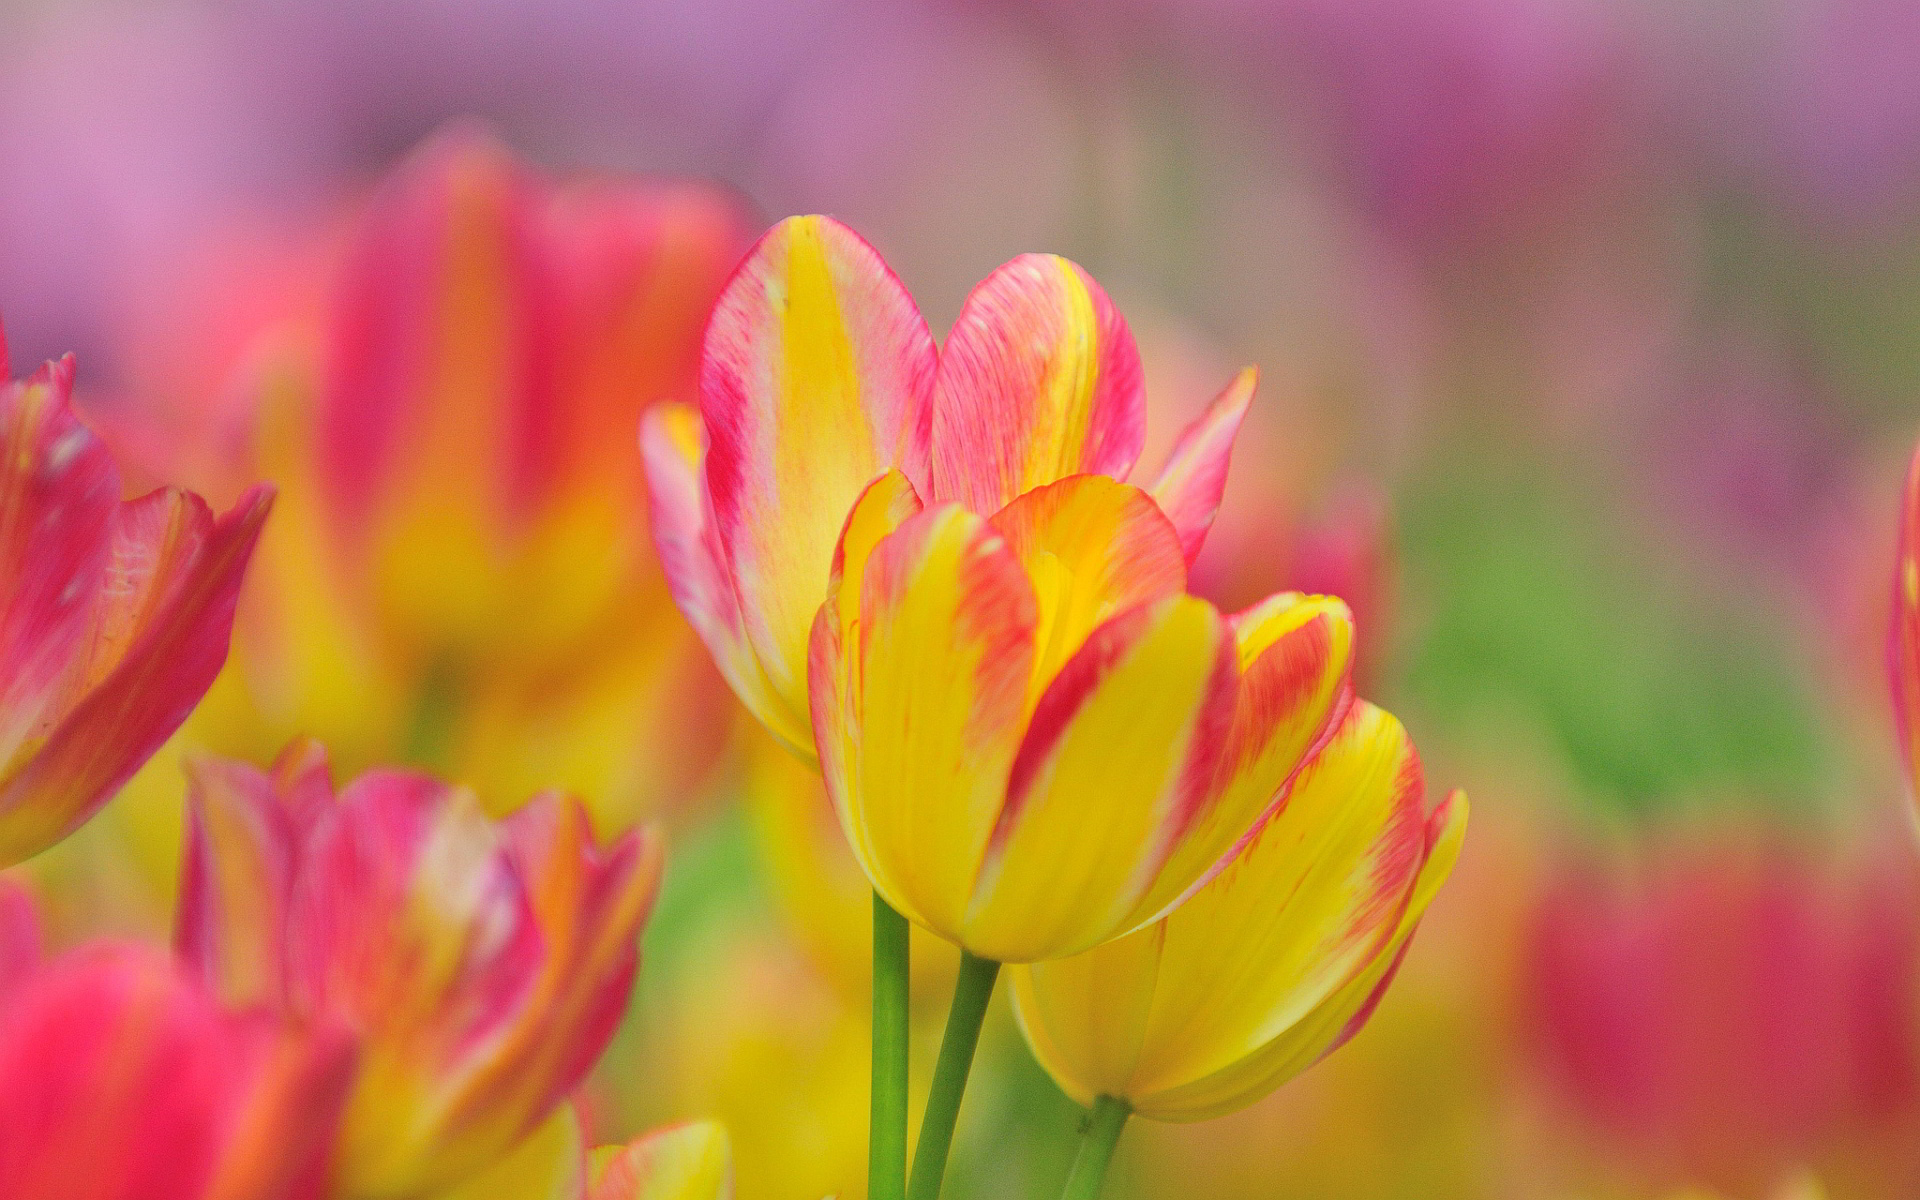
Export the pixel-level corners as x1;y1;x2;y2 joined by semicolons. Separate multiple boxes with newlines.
905;951;1001;1200
1059;1096;1131;1200
870;893;911;1200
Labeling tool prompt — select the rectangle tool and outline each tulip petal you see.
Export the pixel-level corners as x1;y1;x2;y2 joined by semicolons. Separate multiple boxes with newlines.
0;485;272;867
988;475;1187;691
702;215;936;741
641;402;803;754
590;1120;734;1200
1128;704;1438;1103
286;771;544;1196
176;742;333;1008
1119;592;1355;929
0;879;42;997
811;504;1037;940
1132;790;1466;1121
931;255;1145;513
1148;368;1255;565
0;357;117;773
964;595;1235;962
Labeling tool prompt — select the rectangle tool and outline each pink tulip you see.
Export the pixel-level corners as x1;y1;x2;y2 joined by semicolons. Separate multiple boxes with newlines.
0;339;271;867
176;740;664;1197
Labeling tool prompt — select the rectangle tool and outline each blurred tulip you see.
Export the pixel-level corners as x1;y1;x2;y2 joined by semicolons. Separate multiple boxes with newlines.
0;936;354;1200
0;344;271;868
590;1120;734;1200
1009;702;1464;1121
175;739;664;1198
1890;441;1920;810
106;126;749;832
1526;828;1920;1197
644;213;1266;762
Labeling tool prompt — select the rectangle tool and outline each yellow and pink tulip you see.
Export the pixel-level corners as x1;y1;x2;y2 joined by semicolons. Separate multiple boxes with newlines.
646;215;1357;964
0;344;271;868
0;888;353;1200
1009;702;1465;1121
106;127;750;833
174;739;663;1197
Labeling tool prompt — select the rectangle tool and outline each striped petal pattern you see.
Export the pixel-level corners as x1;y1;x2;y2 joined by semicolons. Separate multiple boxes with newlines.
930;255;1144;513
811;473;1356;963
175;741;663;1197
1009;704;1467;1120
645;217;1257;762
0;354;271;868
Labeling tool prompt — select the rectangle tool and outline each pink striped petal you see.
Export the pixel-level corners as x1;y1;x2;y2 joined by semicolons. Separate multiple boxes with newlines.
963;595;1236;962
1120;592;1356;930
0;484;272;868
0;356;118;773
1148;368;1256;565
931;255;1145;513
988;475;1186;688
810;503;1037;939
641;402;803;754
701;216;936;744
176;740;334;1008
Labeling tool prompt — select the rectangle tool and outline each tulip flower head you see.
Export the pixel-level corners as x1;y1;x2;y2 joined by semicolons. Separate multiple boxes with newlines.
1008;703;1465;1120
646;216;1357;963
175;739;664;1197
0;341;271;867
0;931;354;1200
108;127;748;827
590;1120;734;1200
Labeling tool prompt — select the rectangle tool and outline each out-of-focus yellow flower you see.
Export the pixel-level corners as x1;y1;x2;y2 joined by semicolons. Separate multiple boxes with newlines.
1009;702;1465;1120
745;728;957;1004
590;1120;733;1200
106;126;750;833
0;348;270;868
175;739;663;1198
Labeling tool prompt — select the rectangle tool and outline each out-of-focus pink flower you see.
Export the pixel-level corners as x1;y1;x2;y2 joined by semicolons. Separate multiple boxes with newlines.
175;739;665;1197
1526;828;1920;1196
104;126;749;830
0;343;271;868
0;927;354;1200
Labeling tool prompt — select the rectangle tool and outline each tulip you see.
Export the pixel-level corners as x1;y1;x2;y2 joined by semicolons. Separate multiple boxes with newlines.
0;936;354;1200
1006;702;1462;1194
175;739;664;1197
643;214;1268;764
101;126;748;831
0;343;271;867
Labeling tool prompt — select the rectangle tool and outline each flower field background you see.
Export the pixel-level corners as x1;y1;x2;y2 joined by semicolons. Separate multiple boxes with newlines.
3;2;1920;1199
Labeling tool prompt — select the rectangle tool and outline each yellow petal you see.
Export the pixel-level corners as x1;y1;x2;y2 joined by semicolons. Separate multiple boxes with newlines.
962;595;1232;962
812;504;1036;940
436;1107;586;1200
